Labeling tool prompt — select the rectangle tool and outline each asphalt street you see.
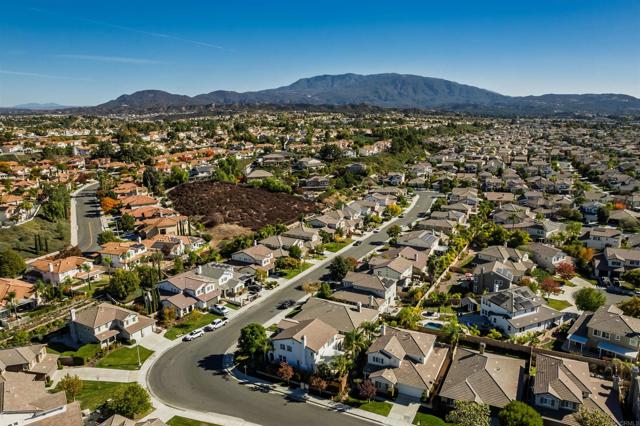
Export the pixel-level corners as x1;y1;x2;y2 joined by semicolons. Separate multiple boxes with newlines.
74;182;103;253
147;192;436;426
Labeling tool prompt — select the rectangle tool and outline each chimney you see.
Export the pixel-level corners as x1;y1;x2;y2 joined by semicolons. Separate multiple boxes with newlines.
254;239;257;247
369;295;374;307
197;265;202;275
70;308;76;322
356;302;362;312
479;342;486;354
137;236;142;244
48;262;54;273
612;375;620;393
381;324;386;336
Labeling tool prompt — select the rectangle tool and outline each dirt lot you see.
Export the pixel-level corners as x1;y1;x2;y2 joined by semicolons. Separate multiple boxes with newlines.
169;181;319;231
208;223;253;247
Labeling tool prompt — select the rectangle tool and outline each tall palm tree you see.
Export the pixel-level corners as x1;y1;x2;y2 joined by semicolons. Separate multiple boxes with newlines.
344;329;368;358
360;321;379;343
34;280;46;304
331;354;353;379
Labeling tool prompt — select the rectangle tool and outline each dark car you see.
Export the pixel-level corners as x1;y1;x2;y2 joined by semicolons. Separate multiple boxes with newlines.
277;299;296;309
248;284;263;294
354;241;362;246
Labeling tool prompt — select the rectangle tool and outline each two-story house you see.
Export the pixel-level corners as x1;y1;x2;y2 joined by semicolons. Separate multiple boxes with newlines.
366;326;449;399
338;272;396;312
31;256;101;285
532;354;622;426
594;247;640;279
473;261;514;293
99;242;148;270
270;318;342;372
582;227;623;250
523;242;569;272
567;304;640;361
370;256;413;286
0;344;59;380
69;303;155;348
157;265;224;317
480;287;568;337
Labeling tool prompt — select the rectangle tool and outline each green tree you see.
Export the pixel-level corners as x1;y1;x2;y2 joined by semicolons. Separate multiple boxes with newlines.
3;290;17;318
136;265;159;289
446;401;491;426
498;401;543;426
328;256;353;281
487;328;503;339
508;230;531;248
343;329;368;357
442;316;463;345
105;383;152;419
623;269;640;287
167;165;189;187
384;203;402;218
574;407;615;426
397;307;421;330
119;213;136;233
573;287;606;312
173;257;184;274
318;282;332;299
57;374;83;402
108;269;140;300
97;230;119;245
597;206;610;225
238;323;269;361
387;224;402;242
289;245;303;260
0;249;26;278
618;297;640;318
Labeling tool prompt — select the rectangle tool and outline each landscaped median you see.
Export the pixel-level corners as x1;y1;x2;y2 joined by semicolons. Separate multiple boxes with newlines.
164;312;221;340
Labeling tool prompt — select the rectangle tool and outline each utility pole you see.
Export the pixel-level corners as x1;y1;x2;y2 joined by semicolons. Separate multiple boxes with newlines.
137;344;141;368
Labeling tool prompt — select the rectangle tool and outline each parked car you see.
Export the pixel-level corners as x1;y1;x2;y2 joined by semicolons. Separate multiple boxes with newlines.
354;241;362;246
277;299;296;309
204;318;229;331
599;277;611;287
607;286;633;296
211;304;231;316
248;284;263;294
183;329;205;341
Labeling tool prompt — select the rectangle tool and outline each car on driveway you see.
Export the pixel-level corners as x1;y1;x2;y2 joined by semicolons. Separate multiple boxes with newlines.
277;299;295;309
354;241;362;246
204;318;229;331
211;304;231;316
183;329;205;341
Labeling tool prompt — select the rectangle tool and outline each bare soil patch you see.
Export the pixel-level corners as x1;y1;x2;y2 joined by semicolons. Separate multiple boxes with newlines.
169;181;318;231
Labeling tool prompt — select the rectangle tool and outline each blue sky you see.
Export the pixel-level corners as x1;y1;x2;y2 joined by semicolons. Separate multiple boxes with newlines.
1;0;639;106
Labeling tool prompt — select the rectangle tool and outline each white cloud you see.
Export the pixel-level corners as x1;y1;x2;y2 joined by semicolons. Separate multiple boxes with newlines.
53;54;167;64
0;69;92;81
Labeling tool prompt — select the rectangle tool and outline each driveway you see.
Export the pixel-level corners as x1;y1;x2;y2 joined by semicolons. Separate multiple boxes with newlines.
146;192;436;426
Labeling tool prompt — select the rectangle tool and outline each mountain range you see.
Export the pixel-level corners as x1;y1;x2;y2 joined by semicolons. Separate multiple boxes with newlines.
11;73;640;115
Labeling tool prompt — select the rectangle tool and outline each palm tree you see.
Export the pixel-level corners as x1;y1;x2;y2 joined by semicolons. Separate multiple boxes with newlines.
331;354;353;379
442;317;462;346
360;321;379;342
344;329;368;358
34;280;46;304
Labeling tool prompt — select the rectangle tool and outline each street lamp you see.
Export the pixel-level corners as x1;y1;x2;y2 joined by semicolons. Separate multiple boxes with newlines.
137;345;141;368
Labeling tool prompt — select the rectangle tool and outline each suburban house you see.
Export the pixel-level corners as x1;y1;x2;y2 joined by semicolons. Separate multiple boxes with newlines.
438;346;526;411
99;414;168;426
158;266;223;317
339;272;397;312
365;326;449;399
0;278;36;317
0;344;59;380
270;318;342;372
99;241;148;270
396;230;441;254
69;303;155;348
119;194;159;210
369;246;429;277
532;353;622;426
480;287;568;337
523;242;569;272
139;215;189;239
473;261;514;293
566;304;640;360
594;247;640;279
370;256;413;286
0;375;82;426
583;227;623;250
31;256;100;284
525;219;563;242
231;244;277;272
292;296;379;334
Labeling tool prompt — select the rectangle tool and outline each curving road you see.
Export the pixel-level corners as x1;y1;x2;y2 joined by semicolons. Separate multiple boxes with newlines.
147;192;436;426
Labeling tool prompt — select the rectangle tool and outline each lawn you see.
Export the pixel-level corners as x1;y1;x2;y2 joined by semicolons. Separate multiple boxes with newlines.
167;416;221;426
73;380;130;410
546;298;572;311
47;342;101;364
323;239;353;253
223;302;240;310
0;216;69;259
344;397;392;416
413;411;451;426
95;345;154;370
75;278;109;297
282;262;313;279
164;312;220;340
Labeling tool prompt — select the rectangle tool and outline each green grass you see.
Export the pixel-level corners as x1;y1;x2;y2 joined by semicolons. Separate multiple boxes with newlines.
167;416;222;426
47;343;101;362
0;216;70;259
546;298;572;311
164;312;220;340
223;302;240;310
457;254;475;269
75;278;109;297
344;397;392;417
282;262;313;279
323;239;353;253
413;411;451;426
73;380;130;410
95;345;154;370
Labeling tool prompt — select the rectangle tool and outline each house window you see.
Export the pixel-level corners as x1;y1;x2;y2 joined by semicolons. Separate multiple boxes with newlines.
280;344;285;350
560;400;572;409
286;345;292;352
278;355;286;363
602;331;610;340
631;338;639;347
372;356;384;364
593;329;601;337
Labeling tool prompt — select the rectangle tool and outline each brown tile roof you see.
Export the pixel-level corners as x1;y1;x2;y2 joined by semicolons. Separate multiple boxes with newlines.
293;297;379;334
0;278;34;306
31;256;90;274
272;318;337;352
72;303;147;328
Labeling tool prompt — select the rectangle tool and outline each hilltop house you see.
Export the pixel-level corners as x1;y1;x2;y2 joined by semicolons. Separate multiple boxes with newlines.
31;256;102;284
99;241;148;270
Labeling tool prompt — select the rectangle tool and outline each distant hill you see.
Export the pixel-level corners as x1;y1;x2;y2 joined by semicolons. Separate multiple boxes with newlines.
12;103;73;110
17;73;640;116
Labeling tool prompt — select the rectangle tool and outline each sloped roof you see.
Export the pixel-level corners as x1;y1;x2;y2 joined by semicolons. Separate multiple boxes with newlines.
294;297;378;334
272;318;337;352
